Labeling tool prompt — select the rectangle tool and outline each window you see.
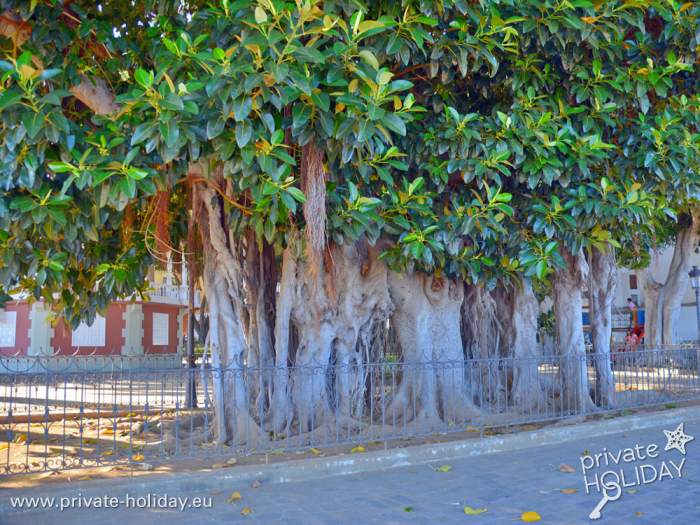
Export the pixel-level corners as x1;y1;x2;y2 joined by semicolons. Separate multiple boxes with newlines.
629;274;638;290
0;310;17;347
152;312;169;346
72;315;106;347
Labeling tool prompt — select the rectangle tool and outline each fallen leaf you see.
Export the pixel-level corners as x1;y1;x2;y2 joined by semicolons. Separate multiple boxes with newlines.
521;511;541;522
404;506;414;512
228;491;242;503
101;450;114;457
635;511;643;517
132;453;144;462
558;464;576;473
560;488;577;494
435;464;453;473
351;445;365;453
226;457;238;466
463;506;487;515
14;434;27;444
466;426;479;433
627;489;637;495
310;447;322;456
251;480;261;489
240;506;252;516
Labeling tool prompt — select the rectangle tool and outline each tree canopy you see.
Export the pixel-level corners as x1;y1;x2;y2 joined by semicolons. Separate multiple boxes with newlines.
1;0;699;326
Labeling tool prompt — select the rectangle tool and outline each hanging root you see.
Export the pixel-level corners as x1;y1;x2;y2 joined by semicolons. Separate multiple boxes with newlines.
462;285;504;407
301;141;327;278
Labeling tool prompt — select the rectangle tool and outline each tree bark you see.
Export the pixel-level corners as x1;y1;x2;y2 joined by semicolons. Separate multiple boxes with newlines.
553;247;596;413
198;184;261;445
462;285;503;407
587;246;617;408
387;272;479;427
661;210;700;345
641;263;664;347
277;238;393;434
499;280;547;412
642;209;700;347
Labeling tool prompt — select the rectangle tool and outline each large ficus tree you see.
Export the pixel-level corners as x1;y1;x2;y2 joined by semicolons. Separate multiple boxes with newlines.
1;1;699;442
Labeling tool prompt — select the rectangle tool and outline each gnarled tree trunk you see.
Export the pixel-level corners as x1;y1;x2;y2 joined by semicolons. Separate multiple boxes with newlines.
553;247;595;413
587;246;617;408
462;285;503;407
387;272;478;428
643;210;700;347
661;210;700;345
273;239;393;434
198;184;261;445
498;280;547;412
642;264;664;347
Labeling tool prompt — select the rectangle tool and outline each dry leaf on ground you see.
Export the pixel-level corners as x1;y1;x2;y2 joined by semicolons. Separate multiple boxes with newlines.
251;480;261;489
521;511;541;522
227;491;242;503
435;464;453;472
240;506;252;516
560;488;577;494
463;505;487;515
558;464;576;473
351;445;365;453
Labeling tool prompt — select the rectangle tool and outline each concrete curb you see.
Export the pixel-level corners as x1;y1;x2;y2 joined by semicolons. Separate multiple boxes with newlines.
2;405;700;512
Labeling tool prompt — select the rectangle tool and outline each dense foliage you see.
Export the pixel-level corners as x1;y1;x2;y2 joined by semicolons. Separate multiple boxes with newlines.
1;0;699;325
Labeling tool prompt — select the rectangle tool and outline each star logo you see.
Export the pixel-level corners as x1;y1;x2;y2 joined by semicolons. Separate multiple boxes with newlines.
663;422;694;455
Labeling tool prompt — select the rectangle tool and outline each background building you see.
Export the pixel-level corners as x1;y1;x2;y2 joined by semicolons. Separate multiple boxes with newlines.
0;261;200;368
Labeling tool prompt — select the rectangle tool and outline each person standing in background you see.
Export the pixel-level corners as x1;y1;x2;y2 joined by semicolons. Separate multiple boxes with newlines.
627;297;637;329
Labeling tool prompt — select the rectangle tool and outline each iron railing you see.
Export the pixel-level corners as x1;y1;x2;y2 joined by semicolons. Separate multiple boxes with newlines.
1;346;698;475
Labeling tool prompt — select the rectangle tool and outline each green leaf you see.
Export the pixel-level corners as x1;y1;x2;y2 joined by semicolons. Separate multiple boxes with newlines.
48;162;75;174
377;70;393;85
294;46;325;64
126;167;149;180
286;187;306;203
235;121;253;147
0;90;23;111
134;68;152;89
381;113;406;136
254;6;267;24
22;111;44;139
10;196;37;212
358;50;379;70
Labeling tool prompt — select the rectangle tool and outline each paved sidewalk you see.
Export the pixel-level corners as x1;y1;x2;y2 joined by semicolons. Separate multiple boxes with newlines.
2;418;699;525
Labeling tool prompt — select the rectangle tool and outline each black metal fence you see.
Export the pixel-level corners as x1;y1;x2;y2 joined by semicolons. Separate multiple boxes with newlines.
1;346;698;475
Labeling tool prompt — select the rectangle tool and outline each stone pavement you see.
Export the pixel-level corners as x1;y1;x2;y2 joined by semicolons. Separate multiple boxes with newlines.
2;418;699;525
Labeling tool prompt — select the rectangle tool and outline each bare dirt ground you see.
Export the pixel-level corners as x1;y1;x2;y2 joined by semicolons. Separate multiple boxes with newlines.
1;397;697;491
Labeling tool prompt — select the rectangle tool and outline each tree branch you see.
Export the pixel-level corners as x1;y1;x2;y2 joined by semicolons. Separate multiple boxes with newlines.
69;76;119;116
